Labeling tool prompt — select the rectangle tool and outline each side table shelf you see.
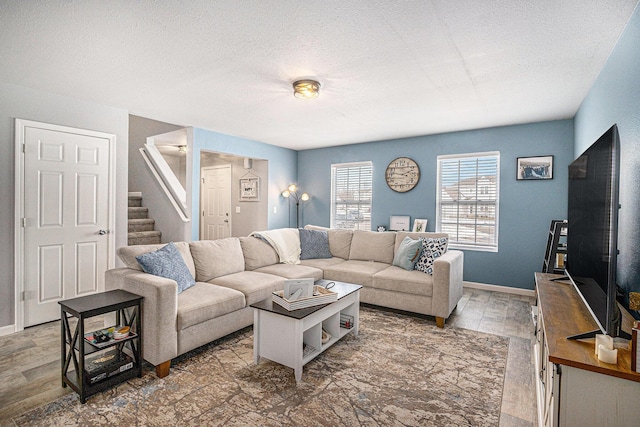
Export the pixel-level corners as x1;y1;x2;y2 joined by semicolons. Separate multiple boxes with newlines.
59;290;143;403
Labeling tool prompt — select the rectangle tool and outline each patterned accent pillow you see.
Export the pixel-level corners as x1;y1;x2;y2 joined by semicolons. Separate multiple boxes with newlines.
299;228;332;260
136;242;196;293
414;237;449;275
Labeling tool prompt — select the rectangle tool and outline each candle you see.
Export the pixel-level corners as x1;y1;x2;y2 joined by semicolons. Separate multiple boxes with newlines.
595;334;613;355
597;345;618;364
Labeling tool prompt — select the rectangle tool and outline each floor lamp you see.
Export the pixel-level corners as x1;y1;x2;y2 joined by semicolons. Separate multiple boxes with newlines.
282;184;309;228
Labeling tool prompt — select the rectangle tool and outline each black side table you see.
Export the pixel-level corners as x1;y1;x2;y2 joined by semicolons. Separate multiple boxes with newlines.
59;289;143;403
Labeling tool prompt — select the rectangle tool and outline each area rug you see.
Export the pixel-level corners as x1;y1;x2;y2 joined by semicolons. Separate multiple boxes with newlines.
13;307;509;426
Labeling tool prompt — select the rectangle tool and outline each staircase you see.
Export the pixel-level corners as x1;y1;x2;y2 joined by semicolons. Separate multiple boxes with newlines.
128;192;162;245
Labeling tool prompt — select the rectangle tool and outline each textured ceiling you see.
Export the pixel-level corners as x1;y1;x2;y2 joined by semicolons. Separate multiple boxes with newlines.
1;1;637;150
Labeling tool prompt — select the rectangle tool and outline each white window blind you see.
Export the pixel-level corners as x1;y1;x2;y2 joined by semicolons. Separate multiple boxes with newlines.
436;152;500;252
331;162;373;230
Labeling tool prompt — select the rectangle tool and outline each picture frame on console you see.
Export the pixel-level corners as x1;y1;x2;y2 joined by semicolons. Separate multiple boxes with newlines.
516;155;553;180
412;219;428;232
389;215;411;231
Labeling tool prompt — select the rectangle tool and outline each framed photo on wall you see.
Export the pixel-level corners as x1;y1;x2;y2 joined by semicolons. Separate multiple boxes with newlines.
239;176;260;201
517;155;554;180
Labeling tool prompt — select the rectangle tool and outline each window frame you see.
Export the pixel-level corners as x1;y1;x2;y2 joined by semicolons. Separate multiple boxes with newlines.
436;151;500;252
330;161;373;231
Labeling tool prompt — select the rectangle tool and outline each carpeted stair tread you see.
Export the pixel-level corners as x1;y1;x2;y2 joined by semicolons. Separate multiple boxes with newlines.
128;206;149;219
128;195;143;208
128;230;161;245
128;218;156;232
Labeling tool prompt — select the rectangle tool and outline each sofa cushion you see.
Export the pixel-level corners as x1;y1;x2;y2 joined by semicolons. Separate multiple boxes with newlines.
189;238;245;282
349;230;395;264
299;228;332;260
415;237;449;275
373;266;434;296
239;236;279;271
323;260;389;287
300;257;346;271
254;264;323;281
135;242;196;293
305;225;353;259
392;236;423;271
176;283;246;330
117;242;196;278
210;271;284;305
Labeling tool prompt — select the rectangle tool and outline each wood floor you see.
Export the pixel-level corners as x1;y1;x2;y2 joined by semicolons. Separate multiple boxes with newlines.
0;287;537;426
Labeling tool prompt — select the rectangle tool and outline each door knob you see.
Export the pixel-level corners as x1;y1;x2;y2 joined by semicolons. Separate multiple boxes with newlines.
98;229;107;235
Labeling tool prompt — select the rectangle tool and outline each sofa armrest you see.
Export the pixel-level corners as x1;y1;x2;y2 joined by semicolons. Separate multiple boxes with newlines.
105;268;178;367
431;250;464;319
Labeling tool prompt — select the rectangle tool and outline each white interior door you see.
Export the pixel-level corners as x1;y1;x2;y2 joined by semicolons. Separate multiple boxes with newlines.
201;165;231;240
18;120;113;327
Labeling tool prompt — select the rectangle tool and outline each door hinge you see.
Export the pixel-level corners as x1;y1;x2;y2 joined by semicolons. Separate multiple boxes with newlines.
202;177;205;184
22;143;26;154
21;217;27;227
21;291;26;301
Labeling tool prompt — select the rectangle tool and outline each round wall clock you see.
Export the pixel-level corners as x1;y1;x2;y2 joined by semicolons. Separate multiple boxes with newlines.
385;157;420;193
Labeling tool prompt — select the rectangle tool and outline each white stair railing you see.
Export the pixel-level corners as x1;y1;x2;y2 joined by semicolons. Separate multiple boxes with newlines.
139;142;190;222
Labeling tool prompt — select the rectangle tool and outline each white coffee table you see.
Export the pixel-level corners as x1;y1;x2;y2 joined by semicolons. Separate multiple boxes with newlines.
250;280;361;382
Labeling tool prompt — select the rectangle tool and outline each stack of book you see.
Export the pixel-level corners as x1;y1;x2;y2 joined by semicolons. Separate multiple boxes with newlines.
272;286;337;311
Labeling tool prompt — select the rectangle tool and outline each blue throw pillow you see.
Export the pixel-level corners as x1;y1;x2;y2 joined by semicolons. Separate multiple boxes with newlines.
414;237;449;275
299;228;332;260
136;242;195;293
392;236;423;270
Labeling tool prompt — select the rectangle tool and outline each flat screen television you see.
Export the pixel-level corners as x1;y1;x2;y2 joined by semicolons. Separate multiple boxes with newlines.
565;124;628;339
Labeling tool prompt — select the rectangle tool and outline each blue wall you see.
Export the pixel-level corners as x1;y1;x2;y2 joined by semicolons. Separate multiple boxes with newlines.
191;127;298;239
298;120;574;290
574;4;640;300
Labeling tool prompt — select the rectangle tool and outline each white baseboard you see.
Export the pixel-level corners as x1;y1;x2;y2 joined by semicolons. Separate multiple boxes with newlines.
464;281;536;298
0;324;16;337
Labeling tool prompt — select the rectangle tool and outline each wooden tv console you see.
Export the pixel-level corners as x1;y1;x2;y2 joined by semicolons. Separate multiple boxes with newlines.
534;272;640;427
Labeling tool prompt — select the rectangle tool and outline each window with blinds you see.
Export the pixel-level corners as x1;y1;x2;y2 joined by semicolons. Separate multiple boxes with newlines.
436;152;500;252
331;161;373;230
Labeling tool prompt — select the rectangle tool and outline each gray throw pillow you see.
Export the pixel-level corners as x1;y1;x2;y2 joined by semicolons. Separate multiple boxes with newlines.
414;237;449;275
392;236;423;271
136;242;196;293
299;228;332;260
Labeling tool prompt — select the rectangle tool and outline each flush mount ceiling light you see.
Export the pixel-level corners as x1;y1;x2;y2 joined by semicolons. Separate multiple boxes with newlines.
293;79;321;100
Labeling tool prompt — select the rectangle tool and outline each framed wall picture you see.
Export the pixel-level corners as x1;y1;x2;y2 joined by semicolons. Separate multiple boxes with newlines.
239;176;260;201
517;155;554;180
412;218;428;232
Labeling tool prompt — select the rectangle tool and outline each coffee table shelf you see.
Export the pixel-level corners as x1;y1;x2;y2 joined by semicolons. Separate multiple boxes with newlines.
251;280;361;382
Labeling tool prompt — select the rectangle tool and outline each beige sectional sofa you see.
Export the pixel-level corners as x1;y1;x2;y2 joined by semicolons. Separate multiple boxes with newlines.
105;227;464;377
